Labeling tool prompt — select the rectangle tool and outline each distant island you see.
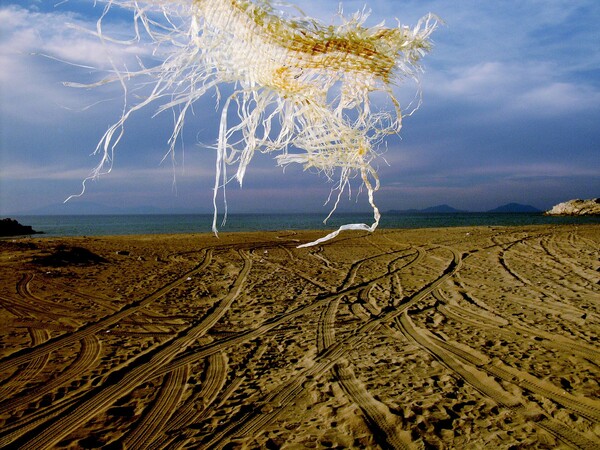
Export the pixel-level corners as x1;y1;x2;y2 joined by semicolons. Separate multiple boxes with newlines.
5;201;556;217
388;204;468;214
546;198;600;216
486;203;541;213
387;203;542;214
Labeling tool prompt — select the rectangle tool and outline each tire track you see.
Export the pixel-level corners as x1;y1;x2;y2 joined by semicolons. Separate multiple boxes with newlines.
180;351;228;423
160;245;461;376
422;315;600;423
316;279;416;449
456;281;596;325
8;237;457;449
340;248;416;290
507;292;595;324
540;233;600;287
397;311;600;449
198;347;338;449
398;312;526;408
0;328;50;401
266;246;421;297
3;226;595;448
0;391;88;448
356;246;423;315
9;249;249;450
106;330;175;338
496;239;542;288
357;284;382;316
316;297;340;353
154;351;229;449
6;318;74;332
121;364;189;449
536;418;600;450
41;278;121;313
334;361;416;450
0;249;213;375
350;302;371;322
16;274;77;321
195;248;463;448
0;338;163;447
434;293;508;328
498;237;581;306
511;236;598;303
5;293;66;324
308;247;338;270
260;255;334;292
438;300;600;362
0;334;101;416
435;278;600;362
160;342;269;449
485;363;600;424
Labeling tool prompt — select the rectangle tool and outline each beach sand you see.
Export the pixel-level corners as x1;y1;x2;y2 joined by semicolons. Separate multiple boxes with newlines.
0;224;598;449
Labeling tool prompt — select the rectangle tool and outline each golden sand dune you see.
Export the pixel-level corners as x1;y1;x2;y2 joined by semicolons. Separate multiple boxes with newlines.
0;225;598;449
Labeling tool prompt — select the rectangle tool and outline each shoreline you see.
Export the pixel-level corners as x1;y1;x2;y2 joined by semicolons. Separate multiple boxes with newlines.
5;212;599;240
3;221;599;240
1;224;599;448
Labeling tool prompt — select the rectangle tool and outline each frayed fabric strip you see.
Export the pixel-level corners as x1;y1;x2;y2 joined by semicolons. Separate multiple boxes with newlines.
297;222;378;248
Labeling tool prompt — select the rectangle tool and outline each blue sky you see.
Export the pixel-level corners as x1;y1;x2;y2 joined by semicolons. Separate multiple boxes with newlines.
1;0;598;215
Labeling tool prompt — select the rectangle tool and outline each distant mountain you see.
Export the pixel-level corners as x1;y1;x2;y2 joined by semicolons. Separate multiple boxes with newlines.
387;203;543;214
388;204;468;214
421;204;468;213
487;203;541;213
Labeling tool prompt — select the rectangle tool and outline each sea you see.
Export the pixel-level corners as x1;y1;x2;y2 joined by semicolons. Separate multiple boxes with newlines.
9;213;600;238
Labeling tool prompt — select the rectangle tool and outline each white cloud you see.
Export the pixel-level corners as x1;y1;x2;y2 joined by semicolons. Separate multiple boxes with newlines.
435;62;515;97
0;4;151;123
0;164;91;181
459;162;600;179
425;60;600;118
515;82;600;116
0;5;126;70
0;160;215;182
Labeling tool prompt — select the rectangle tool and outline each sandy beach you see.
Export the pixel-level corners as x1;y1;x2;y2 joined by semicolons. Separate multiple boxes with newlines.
0;224;598;449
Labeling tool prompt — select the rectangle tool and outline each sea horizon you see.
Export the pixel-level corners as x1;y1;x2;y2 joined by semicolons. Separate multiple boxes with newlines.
6;212;599;238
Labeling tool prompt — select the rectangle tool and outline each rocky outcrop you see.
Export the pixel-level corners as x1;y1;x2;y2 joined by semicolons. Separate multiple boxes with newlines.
545;198;600;216
0;218;43;236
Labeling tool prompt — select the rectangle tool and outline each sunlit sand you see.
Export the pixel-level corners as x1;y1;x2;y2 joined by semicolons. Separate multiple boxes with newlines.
1;224;598;448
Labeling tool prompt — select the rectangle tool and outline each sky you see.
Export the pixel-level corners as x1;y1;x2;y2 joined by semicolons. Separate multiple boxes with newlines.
1;0;599;216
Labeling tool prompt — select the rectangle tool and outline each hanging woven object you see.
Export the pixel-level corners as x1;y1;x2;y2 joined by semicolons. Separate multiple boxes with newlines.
68;0;439;246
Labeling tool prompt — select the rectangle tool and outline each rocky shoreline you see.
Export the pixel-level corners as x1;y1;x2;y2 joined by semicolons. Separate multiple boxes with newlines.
0;218;43;237
545;198;600;216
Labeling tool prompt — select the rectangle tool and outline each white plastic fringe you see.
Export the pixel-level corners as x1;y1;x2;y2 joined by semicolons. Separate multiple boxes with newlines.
67;0;438;247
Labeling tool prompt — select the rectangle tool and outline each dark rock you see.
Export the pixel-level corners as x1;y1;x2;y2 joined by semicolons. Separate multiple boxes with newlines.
32;245;108;266
0;218;43;236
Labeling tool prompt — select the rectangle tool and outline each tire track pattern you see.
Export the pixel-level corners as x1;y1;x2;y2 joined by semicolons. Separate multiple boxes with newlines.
121;364;189;449
0;225;598;449
0;335;101;416
397;311;600;449
7;249;248;449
